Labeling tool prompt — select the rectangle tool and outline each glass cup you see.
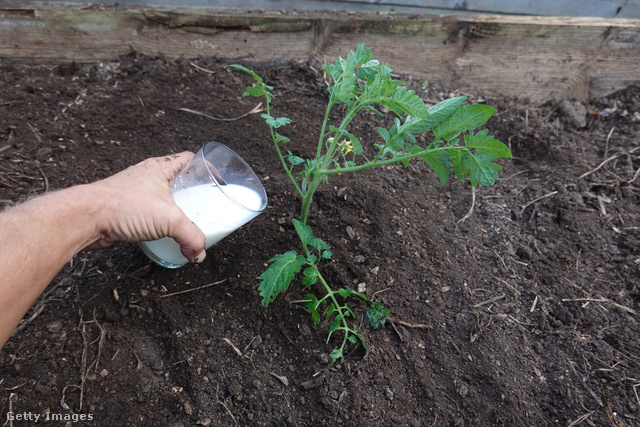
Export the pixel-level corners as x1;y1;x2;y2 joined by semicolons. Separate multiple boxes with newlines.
139;142;268;268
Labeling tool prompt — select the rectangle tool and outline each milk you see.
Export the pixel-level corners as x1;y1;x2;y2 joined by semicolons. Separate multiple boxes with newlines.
140;183;264;267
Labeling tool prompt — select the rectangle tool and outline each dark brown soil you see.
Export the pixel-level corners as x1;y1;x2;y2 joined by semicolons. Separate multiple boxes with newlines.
1;54;639;427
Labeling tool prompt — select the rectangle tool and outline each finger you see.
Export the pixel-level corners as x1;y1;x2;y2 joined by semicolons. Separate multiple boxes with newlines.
160;151;195;180
170;211;207;263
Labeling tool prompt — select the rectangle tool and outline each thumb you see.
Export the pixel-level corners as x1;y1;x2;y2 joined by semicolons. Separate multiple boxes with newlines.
170;213;207;263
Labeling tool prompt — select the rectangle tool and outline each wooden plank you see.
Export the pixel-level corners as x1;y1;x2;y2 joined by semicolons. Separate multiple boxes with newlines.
0;4;638;102
330;0;639;19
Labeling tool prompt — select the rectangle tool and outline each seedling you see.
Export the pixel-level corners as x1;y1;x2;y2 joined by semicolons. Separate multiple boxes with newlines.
228;43;511;361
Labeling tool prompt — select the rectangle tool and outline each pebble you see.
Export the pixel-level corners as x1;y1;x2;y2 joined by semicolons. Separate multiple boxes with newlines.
385;387;394;400
46;320;63;333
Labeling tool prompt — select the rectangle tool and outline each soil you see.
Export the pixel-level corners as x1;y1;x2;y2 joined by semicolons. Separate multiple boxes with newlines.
1;54;639;427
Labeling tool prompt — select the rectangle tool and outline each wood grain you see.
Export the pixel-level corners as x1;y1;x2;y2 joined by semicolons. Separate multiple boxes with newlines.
0;5;638;102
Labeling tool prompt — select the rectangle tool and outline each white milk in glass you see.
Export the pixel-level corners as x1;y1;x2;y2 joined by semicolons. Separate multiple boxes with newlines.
142;183;263;266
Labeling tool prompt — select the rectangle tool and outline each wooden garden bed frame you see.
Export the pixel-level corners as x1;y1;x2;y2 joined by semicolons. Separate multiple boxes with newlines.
1;2;639;101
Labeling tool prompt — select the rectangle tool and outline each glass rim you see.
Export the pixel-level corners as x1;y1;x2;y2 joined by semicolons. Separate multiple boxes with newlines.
200;141;268;213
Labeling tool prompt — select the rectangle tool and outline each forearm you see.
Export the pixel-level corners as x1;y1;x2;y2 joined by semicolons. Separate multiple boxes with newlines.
0;152;206;350
0;185;104;348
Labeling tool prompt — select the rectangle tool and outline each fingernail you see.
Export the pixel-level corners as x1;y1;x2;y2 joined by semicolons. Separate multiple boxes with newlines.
194;250;206;263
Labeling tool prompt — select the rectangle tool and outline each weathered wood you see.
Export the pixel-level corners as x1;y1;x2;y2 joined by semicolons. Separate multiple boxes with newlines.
0;3;638;102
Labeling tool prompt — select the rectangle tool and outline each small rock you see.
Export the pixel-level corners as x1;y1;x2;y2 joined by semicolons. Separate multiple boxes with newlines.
301;379;317;390
457;384;469;398
46;320;63;333
299;323;312;337
184;401;193;415
385;387;394;400
318;353;331;365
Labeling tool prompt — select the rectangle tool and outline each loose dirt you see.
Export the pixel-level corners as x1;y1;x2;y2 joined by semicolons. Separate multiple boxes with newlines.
1;54;639;426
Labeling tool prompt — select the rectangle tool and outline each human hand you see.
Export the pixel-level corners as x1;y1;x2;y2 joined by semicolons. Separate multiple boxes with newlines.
84;152;207;263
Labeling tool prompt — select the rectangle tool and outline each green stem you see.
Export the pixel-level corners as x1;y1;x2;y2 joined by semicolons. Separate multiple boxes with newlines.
316;270;351;350
264;101;304;198
321;145;455;175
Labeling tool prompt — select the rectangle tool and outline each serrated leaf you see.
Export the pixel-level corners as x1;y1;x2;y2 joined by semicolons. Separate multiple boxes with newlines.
326;303;336;320
464;130;512;159
367;302;389;329
376;126;391;142
225;64;265;83
329;348;343;362
327;314;344;340
302;266;319;286
258;251;306;306
464;150;503;186
338;288;353;298
449;147;471;182
422;150;451;185
311;237;330;253
348;134;363;156
433;104;496;142
261;114;290;129
302;294;321;324
245;86;265;97
292;219;314;246
275;133;290;144
410;96;467;134
287;154;305;166
367;84;429;119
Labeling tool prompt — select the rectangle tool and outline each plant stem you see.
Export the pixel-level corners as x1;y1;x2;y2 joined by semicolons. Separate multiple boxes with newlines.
321;145;455;175
316;270;352;352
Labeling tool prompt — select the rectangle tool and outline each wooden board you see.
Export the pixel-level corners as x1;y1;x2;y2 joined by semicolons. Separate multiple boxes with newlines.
1;3;639;102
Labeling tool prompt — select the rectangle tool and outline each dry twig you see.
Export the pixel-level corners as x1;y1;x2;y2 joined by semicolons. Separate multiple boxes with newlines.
562;298;636;315
160;279;226;298
178;103;263;122
189;61;216;74
520;191;558;213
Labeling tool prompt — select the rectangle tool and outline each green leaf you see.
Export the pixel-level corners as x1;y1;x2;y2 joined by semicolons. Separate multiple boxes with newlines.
422;150;451;185
329;348;344;362
338;288;353;298
366;83;429;119
292;219;314;246
245;85;265;97
376;126;391;142
327;314;344;340
367;301;389;329
225;64;265;84
258;251;306;306
311;237;330;253
464;129;512;159
433;104;496;142
321;250;332;259
275;133;290;144
286;152;305;166
464;150;503;186
302;294;321;324
410;96;467;134
261;114;290;129
302;266;319;286
449;147;471;182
